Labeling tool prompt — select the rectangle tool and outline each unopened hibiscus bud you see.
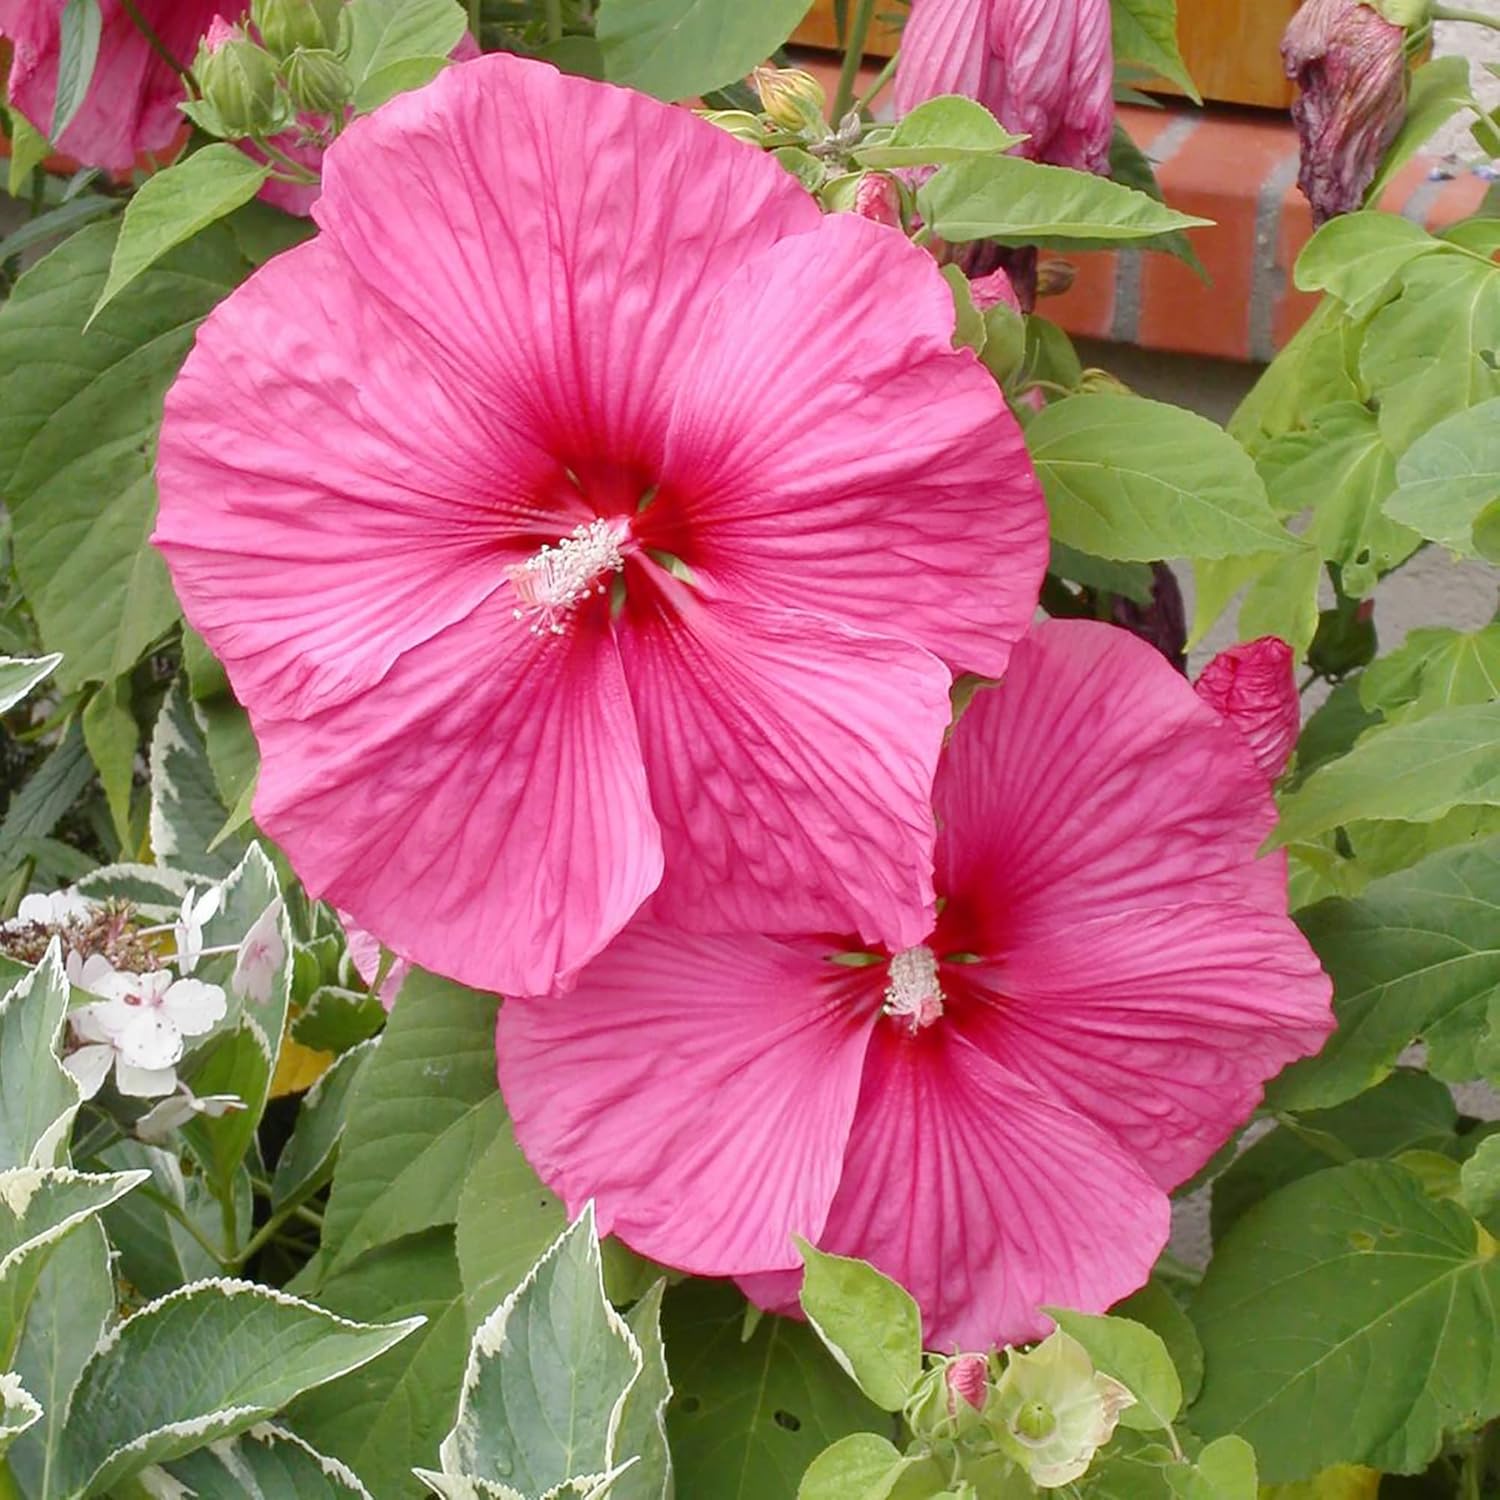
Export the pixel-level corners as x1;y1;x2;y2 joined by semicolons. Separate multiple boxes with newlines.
907;1355;991;1441
991;1331;1134;1488
1036;256;1077;298
252;0;343;56
947;1353;991;1411
1282;0;1411;224
969;267;1022;314
852;173;902;229
284;48;351;115
1079;368;1132;396
701;110;767;146
752;65;827;132
194;19;286;140
1195;637;1300;780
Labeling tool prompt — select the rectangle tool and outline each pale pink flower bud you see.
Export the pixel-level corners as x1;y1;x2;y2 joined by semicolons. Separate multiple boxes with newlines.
946;1353;991;1411
852;173;902;229
1282;0;1409;224
969;267;1022;314
203;13;240;52
1195;636;1300;780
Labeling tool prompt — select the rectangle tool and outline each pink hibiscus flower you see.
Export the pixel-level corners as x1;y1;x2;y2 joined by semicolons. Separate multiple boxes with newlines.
894;0;1114;175
0;0;216;171
496;621;1333;1348
153;54;1049;999
1195;636;1300;780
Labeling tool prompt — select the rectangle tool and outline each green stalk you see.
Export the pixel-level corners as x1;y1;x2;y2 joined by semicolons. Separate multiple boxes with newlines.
468;0;482;41
1432;4;1500;28
543;0;564;44
854;50;900;113
0;1460;24;1500
833;0;877;121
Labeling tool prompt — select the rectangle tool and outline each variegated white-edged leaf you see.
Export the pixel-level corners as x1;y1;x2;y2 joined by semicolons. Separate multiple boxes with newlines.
439;1206;642;1494
74;863;189;920
148;679;243;879
163;1421;375;1497
0;655;62;715
0;1371;42;1458
57;1277;423;1498
612;1282;672;1500
0;946;83;1171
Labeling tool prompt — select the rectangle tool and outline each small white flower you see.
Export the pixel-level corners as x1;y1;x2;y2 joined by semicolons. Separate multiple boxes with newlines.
62;954;227;1100
135;1083;245;1143
173;885;222;974
11;888;91;927
233;898;286;1005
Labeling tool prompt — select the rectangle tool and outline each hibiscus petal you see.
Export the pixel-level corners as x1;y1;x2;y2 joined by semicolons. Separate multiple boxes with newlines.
618;590;946;949
789;1024;1168;1350
953;903;1334;1188
892;0;992;113
156;235;562;722
935;621;1286;958
312;54;819;475
651;213;1047;678
253;598;662;998
497;924;873;1273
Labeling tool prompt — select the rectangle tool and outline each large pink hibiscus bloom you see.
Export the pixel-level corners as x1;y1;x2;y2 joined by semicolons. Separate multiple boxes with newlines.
894;0;1114;174
497;622;1333;1348
154;55;1048;998
1;0;214;170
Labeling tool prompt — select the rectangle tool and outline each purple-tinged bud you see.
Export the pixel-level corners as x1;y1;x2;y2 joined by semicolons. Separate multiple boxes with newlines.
1282;0;1411;224
947;1353;991;1412
852;173;902;229
1195;637;1301;780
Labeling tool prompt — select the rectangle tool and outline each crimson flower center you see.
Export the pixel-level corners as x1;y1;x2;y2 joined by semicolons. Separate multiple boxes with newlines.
883;944;944;1033
506;517;630;637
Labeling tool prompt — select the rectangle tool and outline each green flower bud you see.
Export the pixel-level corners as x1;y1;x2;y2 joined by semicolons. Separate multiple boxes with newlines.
251;0;344;56
905;1354;994;1444
699;109;767;146
193;20;289;140
283;48;351;116
989;1331;1134;1489
751;65;827;133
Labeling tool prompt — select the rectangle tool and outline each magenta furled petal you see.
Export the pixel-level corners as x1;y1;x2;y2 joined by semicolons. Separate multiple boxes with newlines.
311;54;819;472
497;924;874;1273
253;598;662;998
954;904;1334;1188
618;590;946;950
893;0;991;115
0;0;215;170
935;621;1287;959
1195;636;1301;779
783;1023;1168;1350
652;212;1047;679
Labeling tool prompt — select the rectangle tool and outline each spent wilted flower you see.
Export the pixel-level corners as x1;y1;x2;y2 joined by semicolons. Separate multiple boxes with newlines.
498;622;1332;1346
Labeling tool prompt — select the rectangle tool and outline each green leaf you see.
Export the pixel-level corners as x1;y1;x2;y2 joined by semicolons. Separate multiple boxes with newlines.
0;655;62;715
354;54;450;112
0;723;95;876
1049;543;1155;604
1167;1437;1257;1500
272;1038;376;1210
81;675;136;850
165;1424;375;1498
343;0;467;100
6;109;50;198
287;1230;469;1498
1046;1309;1181;1433
0;1374;42;1459
1272;839;1500;1110
1214;1070;1458;1239
454;1117;567;1328
1110;0;1199;100
796;1433;948;1500
1107;123;1203;273
1026;394;1295;561
1461;1135;1500;1226
292;986;385;1054
796;1242;922;1412
1360;253;1500;455
1190;1161;1500;1481
613;1282;673;1500
597;0;813;101
1360;624;1500;724
663;1280;888;1500
1383;396;1500;557
1294;213;1442;320
58;1278;423;1498
5;1220;112;1499
149;678;243;878
0;949;81;1172
51;0;102;140
0;222;249;688
1366;56;1473;204
854;96;1024;168
919;155;1210;249
93;147;272;321
321;970;501;1274
0;1167;147;1365
1190;546;1323;660
439;1207;642;1492
1272;703;1500;848
74;861;187;917
1112;1280;1203;1406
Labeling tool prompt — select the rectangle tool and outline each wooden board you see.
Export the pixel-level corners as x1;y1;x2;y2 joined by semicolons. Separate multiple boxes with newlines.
792;0;1301;109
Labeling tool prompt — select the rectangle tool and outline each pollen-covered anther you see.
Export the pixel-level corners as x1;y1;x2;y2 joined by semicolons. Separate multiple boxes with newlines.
507;517;628;637
883;944;944;1033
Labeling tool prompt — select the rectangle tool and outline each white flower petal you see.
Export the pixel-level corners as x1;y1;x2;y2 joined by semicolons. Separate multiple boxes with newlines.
134;1094;197;1142
114;1060;178;1098
70;1002;116;1046
112;1009;184;1072
63;1045;114;1100
233;900;286;1005
160;978;227;1037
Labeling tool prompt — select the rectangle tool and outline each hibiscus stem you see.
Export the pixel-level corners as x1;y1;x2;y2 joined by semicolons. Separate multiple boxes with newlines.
1432;4;1500;28
254;140;323;185
854;51;900;114
833;0;878;121
543;0;565;44
117;0;199;93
